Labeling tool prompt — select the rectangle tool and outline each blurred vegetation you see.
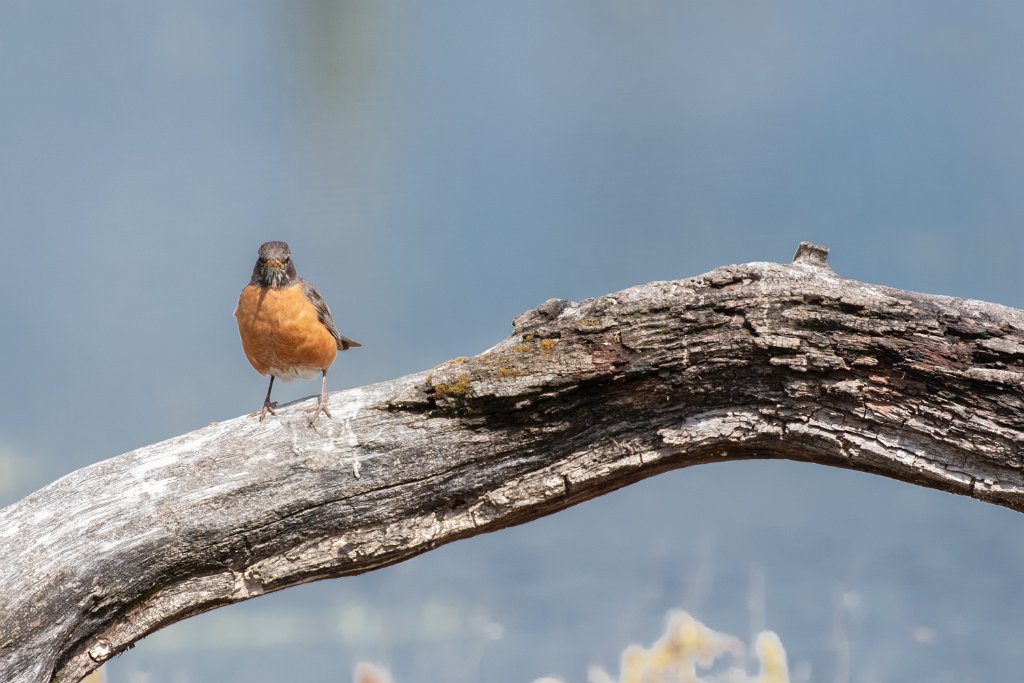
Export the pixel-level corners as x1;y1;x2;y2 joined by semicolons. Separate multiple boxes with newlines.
354;609;789;683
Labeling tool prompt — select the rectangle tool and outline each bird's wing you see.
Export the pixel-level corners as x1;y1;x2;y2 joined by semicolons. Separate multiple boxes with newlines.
300;279;362;350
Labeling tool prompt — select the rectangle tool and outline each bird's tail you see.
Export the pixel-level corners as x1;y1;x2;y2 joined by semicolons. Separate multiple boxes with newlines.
338;335;362;350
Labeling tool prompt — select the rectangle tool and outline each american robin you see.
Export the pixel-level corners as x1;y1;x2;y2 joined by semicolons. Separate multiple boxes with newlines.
235;240;361;421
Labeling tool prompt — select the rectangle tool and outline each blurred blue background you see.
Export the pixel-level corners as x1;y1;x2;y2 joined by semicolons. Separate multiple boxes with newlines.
3;2;1024;681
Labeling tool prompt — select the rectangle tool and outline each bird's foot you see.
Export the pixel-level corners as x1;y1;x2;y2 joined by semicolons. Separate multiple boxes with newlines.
307;394;332;420
253;400;278;422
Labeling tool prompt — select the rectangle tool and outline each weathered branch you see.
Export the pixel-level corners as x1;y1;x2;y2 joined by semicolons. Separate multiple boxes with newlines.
3;243;1024;682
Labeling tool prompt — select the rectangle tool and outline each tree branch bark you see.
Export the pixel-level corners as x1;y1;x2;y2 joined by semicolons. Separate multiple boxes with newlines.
3;243;1024;682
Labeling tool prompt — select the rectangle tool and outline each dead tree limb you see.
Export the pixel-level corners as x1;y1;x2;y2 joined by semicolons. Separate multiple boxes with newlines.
3;243;1024;683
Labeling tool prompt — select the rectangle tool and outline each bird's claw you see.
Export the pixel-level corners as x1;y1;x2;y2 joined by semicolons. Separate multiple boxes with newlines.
307;396;332;420
254;400;278;422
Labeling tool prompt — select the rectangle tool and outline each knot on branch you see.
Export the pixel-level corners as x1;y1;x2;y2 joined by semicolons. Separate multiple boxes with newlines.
513;298;576;334
792;241;831;269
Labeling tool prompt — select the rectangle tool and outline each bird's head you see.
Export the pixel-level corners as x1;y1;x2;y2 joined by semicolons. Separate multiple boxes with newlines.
252;240;298;288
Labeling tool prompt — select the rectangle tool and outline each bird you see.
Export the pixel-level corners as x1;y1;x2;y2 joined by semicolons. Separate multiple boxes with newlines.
235;240;361;421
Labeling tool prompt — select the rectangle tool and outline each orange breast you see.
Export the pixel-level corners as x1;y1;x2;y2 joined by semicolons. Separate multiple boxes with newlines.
234;284;338;380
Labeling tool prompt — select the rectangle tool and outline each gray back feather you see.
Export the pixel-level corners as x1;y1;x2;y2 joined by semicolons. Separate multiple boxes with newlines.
301;279;362;350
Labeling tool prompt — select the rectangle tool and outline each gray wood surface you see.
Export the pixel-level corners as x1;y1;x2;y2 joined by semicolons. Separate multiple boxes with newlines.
3;243;1023;682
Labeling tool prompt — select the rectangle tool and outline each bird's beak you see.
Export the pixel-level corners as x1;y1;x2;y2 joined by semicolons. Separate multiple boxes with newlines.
264;258;284;270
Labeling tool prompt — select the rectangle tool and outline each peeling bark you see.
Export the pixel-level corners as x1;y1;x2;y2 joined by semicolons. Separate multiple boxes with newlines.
3;242;1024;682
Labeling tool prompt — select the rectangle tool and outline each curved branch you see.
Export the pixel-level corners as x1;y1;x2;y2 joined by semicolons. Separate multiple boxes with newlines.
3;243;1024;682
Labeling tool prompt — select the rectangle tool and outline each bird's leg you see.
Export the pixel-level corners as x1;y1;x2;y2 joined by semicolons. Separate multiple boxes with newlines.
255;376;278;421
308;370;332;419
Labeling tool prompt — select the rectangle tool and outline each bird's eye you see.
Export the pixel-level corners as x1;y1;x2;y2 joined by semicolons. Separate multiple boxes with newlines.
283;256;291;263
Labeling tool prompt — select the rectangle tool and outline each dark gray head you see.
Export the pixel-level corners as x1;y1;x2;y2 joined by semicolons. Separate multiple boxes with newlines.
250;240;299;288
